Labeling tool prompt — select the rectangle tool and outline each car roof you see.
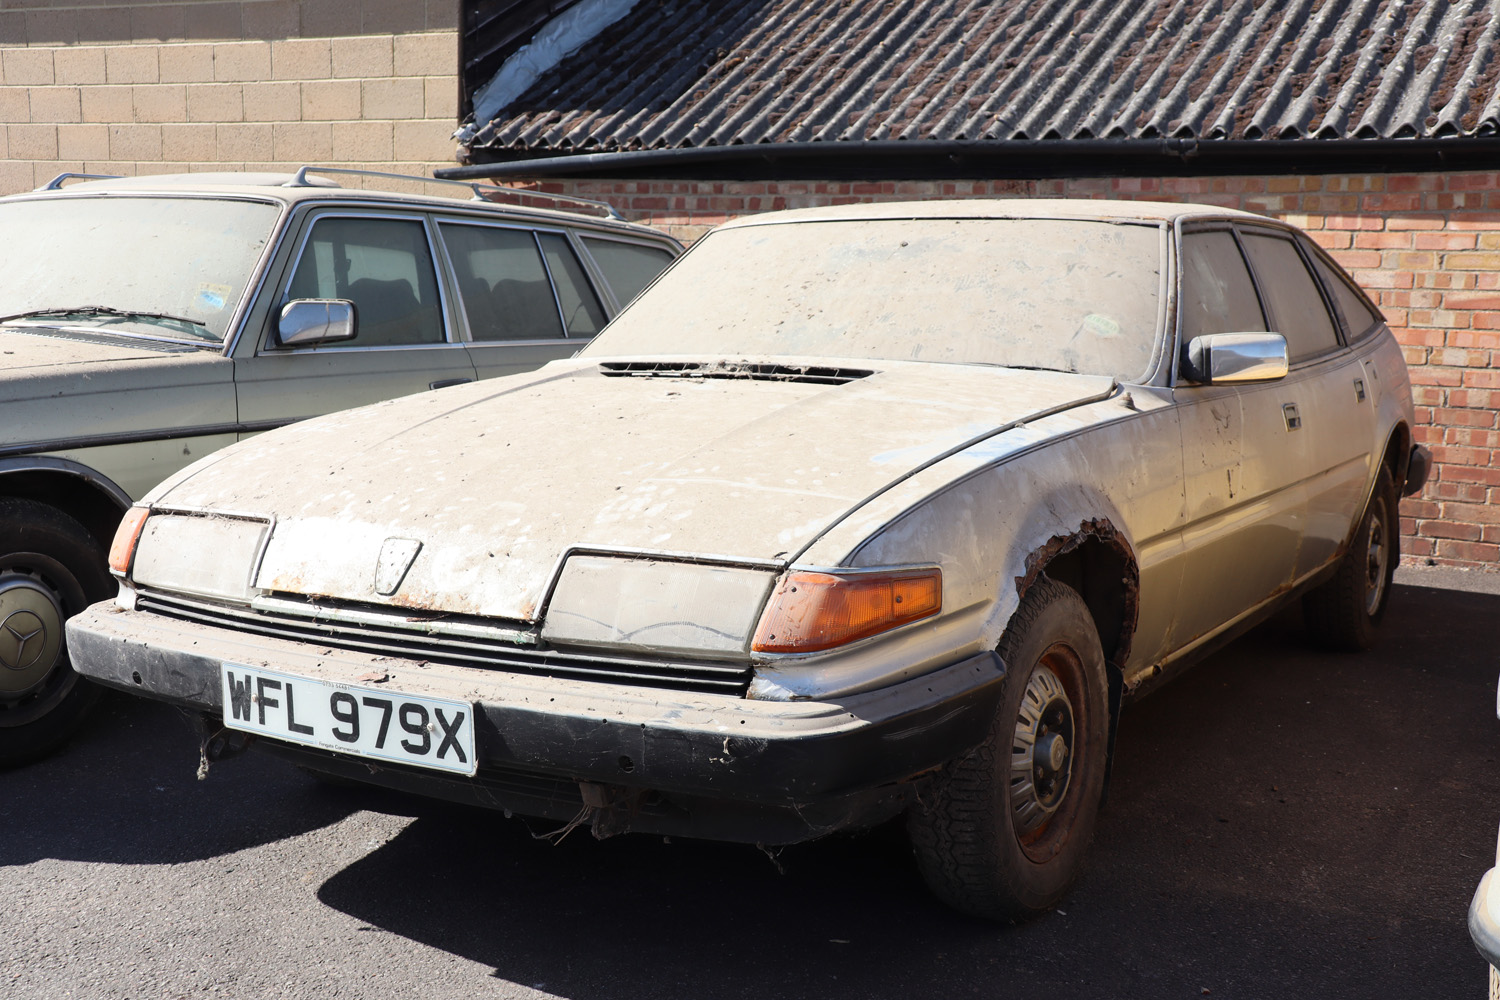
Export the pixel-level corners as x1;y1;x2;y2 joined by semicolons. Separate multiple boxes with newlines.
720;198;1266;229
12;169;670;239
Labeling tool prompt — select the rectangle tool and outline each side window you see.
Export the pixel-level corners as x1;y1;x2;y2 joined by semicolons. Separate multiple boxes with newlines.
1239;232;1341;363
1309;249;1382;340
538;233;606;337
439;223;565;341
582;237;675;306
284;216;444;348
1180;230;1267;340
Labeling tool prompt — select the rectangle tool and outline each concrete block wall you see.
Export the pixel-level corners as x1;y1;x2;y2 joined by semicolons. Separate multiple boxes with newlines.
529;172;1500;570
0;0;460;193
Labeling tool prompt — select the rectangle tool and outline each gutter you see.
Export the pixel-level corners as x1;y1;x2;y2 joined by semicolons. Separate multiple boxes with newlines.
437;137;1500;182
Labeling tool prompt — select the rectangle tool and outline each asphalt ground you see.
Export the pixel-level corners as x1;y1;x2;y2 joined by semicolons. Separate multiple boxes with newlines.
3;570;1497;1000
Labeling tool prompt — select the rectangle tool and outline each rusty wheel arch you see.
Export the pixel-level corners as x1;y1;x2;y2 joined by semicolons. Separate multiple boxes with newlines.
1012;517;1140;671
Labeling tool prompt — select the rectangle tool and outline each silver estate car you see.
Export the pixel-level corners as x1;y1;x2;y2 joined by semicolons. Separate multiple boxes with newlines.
69;200;1427;919
0;168;679;765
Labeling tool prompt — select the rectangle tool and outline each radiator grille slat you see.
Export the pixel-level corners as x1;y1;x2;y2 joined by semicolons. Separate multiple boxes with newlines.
136;593;752;695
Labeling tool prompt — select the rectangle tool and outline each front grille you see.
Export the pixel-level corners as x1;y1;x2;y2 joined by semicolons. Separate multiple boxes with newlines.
136;592;753;696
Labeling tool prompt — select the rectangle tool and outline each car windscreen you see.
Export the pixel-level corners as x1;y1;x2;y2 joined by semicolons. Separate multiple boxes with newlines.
0;195;280;343
584;217;1164;379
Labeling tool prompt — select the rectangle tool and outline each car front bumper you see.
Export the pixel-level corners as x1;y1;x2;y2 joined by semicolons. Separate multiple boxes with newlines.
67;598;1007;844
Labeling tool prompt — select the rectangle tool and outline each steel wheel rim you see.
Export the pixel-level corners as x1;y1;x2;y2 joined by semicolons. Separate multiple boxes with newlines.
1009;649;1081;861
1364;498;1389;617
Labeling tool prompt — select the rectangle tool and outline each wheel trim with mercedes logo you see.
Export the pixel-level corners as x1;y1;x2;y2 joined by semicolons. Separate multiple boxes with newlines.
0;574;64;698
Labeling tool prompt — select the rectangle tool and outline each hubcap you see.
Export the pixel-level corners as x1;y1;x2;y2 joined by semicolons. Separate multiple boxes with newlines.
0;573;64;698
1010;663;1075;836
1364;500;1389;616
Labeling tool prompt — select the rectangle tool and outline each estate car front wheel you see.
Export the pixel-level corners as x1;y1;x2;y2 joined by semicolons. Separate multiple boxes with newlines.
908;577;1109;920
0;499;114;766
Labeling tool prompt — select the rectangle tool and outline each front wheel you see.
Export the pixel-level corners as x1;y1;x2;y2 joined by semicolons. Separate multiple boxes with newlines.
907;577;1109;920
1303;465;1398;652
0;499;114;767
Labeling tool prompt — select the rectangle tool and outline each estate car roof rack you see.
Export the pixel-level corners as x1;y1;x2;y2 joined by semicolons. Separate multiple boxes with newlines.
283;165;625;221
36;172;125;191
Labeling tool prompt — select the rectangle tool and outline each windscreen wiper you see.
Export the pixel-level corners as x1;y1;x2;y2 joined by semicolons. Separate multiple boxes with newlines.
0;305;212;336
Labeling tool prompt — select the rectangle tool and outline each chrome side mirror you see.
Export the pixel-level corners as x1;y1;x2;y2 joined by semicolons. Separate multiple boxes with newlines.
1182;332;1289;385
276;299;356;348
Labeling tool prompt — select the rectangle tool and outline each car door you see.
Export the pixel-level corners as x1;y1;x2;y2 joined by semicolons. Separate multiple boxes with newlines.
233;210;477;432
1171;226;1308;652
1304;242;1388;567
1238;228;1371;579
436;220;608;381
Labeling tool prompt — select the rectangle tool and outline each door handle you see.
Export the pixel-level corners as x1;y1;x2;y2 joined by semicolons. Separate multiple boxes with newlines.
1354;378;1367;402
429;378;473;390
1282;402;1301;431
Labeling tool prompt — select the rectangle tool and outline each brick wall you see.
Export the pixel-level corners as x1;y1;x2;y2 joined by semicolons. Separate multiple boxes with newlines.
0;0;460;193
532;172;1499;570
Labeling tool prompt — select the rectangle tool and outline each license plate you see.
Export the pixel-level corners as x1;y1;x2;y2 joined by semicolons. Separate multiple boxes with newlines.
220;663;477;776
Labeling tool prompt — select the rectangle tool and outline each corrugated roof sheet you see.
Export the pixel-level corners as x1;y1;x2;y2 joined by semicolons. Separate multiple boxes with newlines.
467;0;1500;154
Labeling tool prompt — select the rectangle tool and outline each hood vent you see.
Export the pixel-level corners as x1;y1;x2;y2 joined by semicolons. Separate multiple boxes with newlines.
598;361;875;385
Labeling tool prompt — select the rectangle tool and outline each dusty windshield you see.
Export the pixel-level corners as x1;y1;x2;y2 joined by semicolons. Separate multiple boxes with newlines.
0;195;281;343
586;217;1165;378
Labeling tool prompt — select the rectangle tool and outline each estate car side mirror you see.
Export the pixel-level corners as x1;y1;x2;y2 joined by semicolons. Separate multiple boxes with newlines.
276;299;357;348
1182;332;1288;385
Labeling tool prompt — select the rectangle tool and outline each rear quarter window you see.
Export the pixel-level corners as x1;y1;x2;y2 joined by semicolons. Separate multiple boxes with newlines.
582;238;675;306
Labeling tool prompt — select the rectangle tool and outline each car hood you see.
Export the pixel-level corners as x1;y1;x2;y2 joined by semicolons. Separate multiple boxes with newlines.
0;326;206;372
159;358;1116;621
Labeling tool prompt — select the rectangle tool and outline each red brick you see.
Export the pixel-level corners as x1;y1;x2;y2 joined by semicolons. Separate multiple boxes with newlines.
1420;519;1484;540
1448;330;1500;349
1447;212;1500;230
1352;268;1414;289
1404;499;1442;519
1447;172;1500;190
1413;232;1478;250
1441;465;1500;486
1433;481;1490;502
1389;174;1445;192
1442;501;1500;525
1364;193;1424;212
1431;444;1492;465
1353;232;1413;250
1434;407;1499;428
1434;539;1500;562
1387;214;1448;230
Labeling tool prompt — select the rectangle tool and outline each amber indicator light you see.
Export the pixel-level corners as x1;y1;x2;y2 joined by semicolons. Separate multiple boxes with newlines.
108;507;151;575
752;568;941;653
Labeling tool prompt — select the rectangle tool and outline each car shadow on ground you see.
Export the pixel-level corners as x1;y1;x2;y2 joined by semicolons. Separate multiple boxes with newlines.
314;582;1500;999
0;694;375;868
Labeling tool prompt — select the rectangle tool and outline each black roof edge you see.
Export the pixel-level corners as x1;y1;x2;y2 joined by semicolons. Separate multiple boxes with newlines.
438;137;1500;182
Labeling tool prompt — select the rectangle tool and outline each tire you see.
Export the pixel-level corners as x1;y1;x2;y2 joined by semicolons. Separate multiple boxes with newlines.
0;499;115;767
1303;465;1398;652
907;577;1110;920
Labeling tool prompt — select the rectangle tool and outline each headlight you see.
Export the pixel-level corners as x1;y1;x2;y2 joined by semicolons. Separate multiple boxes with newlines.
125;510;270;602
541;554;776;655
751;567;941;653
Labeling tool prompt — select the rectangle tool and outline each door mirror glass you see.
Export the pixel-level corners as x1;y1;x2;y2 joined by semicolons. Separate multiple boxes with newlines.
276;299;356;348
1183;332;1288;384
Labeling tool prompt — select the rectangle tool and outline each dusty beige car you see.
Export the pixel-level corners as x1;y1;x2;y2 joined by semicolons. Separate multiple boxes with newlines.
0;168;679;764
69;200;1425;919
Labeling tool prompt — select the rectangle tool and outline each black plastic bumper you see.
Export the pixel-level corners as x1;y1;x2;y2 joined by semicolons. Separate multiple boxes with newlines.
1405;444;1431;497
68;601;1007;842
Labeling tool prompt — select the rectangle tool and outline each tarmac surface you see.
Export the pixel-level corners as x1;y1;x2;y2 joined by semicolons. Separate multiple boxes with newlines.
3;568;1497;999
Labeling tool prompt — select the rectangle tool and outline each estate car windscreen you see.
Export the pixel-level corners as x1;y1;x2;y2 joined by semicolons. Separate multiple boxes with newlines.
584;218;1164;379
0;195;280;343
